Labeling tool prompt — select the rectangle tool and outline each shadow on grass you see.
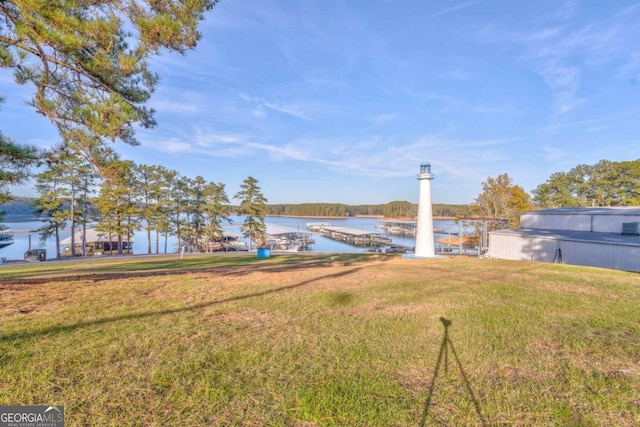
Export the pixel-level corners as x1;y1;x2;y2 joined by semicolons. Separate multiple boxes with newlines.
420;317;486;427
1;253;389;285
1;267;363;342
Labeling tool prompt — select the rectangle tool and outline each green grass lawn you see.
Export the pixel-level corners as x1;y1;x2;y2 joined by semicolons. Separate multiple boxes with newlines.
1;254;639;426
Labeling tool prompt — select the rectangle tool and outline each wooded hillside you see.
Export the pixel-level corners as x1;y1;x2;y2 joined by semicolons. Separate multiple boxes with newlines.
2;197;470;219
0;196;37;216
266;202;469;218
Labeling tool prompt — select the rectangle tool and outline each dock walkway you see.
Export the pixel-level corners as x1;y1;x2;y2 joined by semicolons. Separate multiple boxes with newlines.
317;225;392;247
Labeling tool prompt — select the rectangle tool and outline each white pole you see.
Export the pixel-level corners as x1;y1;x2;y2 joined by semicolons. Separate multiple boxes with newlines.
415;163;436;257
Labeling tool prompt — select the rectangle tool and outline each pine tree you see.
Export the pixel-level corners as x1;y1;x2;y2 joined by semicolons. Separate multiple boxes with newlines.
157;168;178;254
235;177;268;251
1;0;218;160
94;160;138;255
170;175;191;251
134;164;162;254
34;145;97;256
202;181;231;248
34;169;67;257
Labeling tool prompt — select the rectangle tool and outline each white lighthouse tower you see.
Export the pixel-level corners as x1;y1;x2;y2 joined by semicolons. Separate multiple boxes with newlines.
414;163;436;257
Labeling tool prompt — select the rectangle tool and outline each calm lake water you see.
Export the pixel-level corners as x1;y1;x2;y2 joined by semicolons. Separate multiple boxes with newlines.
0;215;462;261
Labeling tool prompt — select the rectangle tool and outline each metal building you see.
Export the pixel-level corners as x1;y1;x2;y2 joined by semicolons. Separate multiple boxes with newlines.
489;207;640;272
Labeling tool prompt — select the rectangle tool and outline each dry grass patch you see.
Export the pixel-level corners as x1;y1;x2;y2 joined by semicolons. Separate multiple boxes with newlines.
1;255;639;426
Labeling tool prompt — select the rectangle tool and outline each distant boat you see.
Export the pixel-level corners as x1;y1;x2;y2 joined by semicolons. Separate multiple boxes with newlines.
306;222;331;231
0;229;14;248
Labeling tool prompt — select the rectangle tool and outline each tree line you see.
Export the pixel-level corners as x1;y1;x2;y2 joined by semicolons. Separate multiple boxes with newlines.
532;159;640;208
4;199;472;220
266;202;469;218
29;146;267;257
468;159;640;228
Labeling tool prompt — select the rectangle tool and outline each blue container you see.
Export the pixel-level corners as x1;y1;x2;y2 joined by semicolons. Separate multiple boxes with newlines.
257;247;271;259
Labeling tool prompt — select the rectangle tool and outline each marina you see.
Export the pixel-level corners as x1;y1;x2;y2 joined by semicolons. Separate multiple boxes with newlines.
265;224;314;251
0;215;480;261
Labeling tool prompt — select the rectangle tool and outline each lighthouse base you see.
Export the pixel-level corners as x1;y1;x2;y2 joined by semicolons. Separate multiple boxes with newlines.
402;253;447;260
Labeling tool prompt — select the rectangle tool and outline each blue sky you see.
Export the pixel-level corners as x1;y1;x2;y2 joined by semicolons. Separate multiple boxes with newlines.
3;0;640;205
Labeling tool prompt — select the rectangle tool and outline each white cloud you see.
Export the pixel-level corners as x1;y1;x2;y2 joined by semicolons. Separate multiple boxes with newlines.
159;139;193;154
476;3;640;116
440;68;472;81
193;131;244;148
144;129;253;158
554;0;580;20
371;113;399;125
262;100;311;120
248;134;520;184
151;100;198;114
473;104;518;115
542;144;566;162
524;28;564;43
430;0;484;18
536;62;583;115
616;52;640;79
238;92;311;120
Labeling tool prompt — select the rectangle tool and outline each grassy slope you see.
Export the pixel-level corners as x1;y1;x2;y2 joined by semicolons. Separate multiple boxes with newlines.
1;254;639;426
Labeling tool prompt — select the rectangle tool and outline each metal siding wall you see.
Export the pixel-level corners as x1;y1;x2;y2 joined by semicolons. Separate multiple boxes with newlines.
560;241;594;266
520;214;590;231
592;215;640;233
488;234;508;259
522;212;640;233
490;234;640;272
508;236;560;262
615;246;640;271
490;234;558;262
489;234;526;260
559;240;640;271
520;214;536;228
534;237;558;262
547;215;591;231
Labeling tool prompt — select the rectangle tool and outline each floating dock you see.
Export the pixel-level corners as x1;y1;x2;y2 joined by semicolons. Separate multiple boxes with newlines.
317;225;392;247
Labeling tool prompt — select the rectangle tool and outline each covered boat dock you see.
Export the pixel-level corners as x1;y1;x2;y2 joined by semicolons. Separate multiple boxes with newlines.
265;224;314;250
59;228;134;256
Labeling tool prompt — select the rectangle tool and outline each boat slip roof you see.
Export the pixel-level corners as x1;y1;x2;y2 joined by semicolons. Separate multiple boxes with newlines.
60;228;136;245
265;224;301;236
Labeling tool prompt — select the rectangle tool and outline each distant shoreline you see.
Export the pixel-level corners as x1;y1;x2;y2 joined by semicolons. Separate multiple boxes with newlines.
266;215;456;220
266;215;373;219
4;214;457;224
